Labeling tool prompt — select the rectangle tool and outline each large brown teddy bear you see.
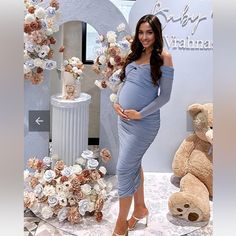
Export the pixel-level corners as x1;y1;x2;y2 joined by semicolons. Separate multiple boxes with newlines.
168;103;213;222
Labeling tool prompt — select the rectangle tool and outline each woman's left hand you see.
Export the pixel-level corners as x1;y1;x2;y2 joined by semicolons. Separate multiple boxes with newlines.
123;109;142;120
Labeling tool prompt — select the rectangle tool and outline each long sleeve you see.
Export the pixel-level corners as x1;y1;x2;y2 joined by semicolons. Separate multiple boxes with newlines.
139;66;174;118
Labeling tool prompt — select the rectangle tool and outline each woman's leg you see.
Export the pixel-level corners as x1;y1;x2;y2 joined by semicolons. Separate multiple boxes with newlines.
128;168;149;227
113;196;132;235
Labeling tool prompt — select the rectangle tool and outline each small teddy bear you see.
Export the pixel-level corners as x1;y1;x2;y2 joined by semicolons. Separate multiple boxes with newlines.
168;103;213;222
64;84;76;100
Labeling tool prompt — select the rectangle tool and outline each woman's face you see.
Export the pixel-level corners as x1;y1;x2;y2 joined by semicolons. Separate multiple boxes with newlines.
138;22;155;50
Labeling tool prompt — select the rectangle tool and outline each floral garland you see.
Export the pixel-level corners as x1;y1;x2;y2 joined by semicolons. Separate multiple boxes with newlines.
24;0;60;84
93;23;133;102
24;149;113;224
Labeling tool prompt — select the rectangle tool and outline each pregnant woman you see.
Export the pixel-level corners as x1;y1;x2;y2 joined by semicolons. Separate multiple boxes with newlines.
112;14;174;236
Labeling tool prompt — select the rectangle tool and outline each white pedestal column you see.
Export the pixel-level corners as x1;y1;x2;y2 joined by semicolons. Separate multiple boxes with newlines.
51;93;91;165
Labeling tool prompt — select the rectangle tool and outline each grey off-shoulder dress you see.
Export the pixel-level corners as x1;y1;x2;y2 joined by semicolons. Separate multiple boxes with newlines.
116;61;174;198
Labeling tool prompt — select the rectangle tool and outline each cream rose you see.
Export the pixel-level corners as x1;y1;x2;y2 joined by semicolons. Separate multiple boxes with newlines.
34;7;46;19
109;93;117;103
43;185;56;196
76;157;86;166
72;164;82;174
81;184;92;195
99;166;107;175
98;55;106;65
117;23;126;32
41;206;53;219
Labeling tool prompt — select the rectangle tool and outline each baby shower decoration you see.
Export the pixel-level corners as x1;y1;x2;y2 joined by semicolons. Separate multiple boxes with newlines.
24;0;60;84
24;150;113;224
93;23;132;102
61;57;85;100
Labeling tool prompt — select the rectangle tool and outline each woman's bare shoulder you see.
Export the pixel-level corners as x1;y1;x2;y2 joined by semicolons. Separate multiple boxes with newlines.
161;50;173;67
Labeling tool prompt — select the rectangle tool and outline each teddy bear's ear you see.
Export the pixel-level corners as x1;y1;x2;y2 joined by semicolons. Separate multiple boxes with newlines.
188;104;204;117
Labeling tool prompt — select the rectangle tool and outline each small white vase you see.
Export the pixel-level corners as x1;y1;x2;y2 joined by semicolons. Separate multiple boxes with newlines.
61;71;81;100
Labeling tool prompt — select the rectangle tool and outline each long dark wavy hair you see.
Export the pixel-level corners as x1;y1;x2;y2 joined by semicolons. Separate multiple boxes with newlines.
120;14;164;85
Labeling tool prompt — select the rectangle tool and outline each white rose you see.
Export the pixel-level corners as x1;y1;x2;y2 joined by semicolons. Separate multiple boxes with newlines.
34;58;44;68
59;196;67;207
62;181;72;192
38;50;48;58
110;43;116;47
56;184;63;194
48;195;59;207
25;43;35;53
24;51;30;62
93;184;100;193
72;66;79;74
43;156;52;167
76;157;86;166
99;166;107;175
41;206;53;219
88;201;95;212
98;35;104;42
78;199;89;215
81;150;94;159
25;14;35;23
43;185;56;196
24;65;31;74
61;166;73;177
41;45;50;53
63;60;69;66
30;201;41;214
94;80;103;89
77;69;83;75
97;178;106;189
110;57;116;66
34;45;42;53
34;7;46;19
117;23;126;32
98;55;106;65
99;189;107;199
68;195;76;206
109;93;117;103
45;28;53;36
43;170;56;182
72;164;82;174
81;184;92;195
87;159;99;169
57;207;68;222
107;31;117;43
34;184;44;198
24;169;30;180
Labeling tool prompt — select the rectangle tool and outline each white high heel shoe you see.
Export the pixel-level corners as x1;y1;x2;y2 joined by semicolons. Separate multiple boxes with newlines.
128;213;149;231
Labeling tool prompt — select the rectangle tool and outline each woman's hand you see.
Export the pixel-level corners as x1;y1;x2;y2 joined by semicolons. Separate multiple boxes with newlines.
123;109;142;120
113;103;129;120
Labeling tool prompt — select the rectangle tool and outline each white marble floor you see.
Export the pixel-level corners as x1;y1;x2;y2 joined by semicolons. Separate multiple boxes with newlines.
24;173;213;236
